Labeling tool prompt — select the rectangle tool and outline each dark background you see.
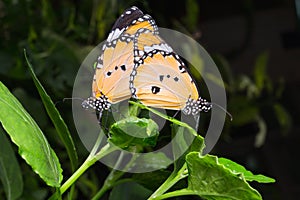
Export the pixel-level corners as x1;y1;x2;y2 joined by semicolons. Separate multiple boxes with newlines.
1;0;299;199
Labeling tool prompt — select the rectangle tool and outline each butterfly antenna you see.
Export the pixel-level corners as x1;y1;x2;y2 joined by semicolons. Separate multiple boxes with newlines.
172;110;180;118
63;97;85;102
54;100;63;106
211;103;233;121
55;97;85;106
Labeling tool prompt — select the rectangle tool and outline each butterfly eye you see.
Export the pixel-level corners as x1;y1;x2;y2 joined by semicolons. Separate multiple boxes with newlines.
151;86;160;94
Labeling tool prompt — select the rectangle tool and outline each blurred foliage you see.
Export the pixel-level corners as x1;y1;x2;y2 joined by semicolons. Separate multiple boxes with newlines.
213;52;291;147
0;0;291;199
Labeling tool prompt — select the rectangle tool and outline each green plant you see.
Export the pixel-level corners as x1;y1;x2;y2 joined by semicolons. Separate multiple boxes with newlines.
0;51;274;200
1;1;282;199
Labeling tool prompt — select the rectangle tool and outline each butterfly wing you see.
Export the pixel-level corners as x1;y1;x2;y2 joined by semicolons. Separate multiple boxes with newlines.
91;6;158;105
92;35;134;103
107;6;143;42
130;50;199;110
133;29;173;62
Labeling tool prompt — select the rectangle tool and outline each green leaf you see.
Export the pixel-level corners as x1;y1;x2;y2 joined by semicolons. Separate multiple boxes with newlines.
273;103;292;135
183;0;199;31
13;88;48;128
130;152;173;172
0;129;23;200
129;101;198;138
108;116;159;149
254;116;267;148
218;157;275;183
109;181;152;200
0;81;62;187
254;51;269;92
132;170;171;191
237;75;259;98
185;153;262;200
24;50;78;172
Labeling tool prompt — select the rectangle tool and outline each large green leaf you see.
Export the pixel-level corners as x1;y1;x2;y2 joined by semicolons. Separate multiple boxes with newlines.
185;153;262;200
25;50;78;172
0;81;62;187
218;157;275;183
0;129;23;200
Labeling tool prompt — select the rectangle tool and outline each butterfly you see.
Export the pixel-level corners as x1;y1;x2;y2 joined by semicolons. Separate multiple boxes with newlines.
129;49;212;116
126;11;212;116
82;6;172;120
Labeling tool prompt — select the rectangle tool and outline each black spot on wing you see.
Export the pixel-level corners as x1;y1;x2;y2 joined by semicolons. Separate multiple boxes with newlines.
107;71;112;76
120;65;126;71
174;77;179;82
151;86;160;94
159;75;164;82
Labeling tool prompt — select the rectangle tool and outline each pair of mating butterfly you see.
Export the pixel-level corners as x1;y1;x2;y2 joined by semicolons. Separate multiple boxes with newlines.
82;6;212;121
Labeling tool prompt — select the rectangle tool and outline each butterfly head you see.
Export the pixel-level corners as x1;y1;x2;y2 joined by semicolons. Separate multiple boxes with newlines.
182;97;212;116
82;95;111;112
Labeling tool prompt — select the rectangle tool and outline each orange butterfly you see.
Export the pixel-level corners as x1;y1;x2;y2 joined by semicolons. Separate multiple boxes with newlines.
82;6;173;119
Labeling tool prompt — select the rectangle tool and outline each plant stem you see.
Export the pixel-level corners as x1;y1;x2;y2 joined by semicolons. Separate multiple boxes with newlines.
92;148;140;199
60;143;118;194
154;189;196;200
91;151;125;200
148;163;188;200
91;184;109;200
